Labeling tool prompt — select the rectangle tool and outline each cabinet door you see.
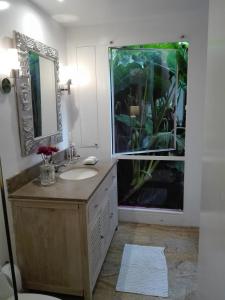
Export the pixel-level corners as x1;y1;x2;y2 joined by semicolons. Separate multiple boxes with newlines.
12;201;83;295
89;211;102;289
109;179;118;233
89;196;111;290
100;195;111;256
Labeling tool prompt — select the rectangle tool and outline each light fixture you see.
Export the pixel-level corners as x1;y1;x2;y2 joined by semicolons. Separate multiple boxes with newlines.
0;1;10;10
0;38;20;94
52;14;79;24
57;0;64;2
59;78;72;95
130;105;140;117
74;66;91;87
59;64;73;95
59;63;91;94
0;48;20;76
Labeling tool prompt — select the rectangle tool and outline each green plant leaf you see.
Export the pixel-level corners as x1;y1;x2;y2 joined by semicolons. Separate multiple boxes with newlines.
145;119;153;135
115;114;140;128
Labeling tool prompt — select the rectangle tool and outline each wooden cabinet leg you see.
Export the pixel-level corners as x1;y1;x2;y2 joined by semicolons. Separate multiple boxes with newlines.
84;289;92;300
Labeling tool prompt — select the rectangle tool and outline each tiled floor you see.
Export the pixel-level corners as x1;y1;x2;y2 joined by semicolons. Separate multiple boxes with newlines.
93;222;199;300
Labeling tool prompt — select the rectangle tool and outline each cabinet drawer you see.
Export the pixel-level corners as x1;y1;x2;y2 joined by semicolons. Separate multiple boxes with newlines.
88;189;102;223
103;165;117;191
88;166;117;224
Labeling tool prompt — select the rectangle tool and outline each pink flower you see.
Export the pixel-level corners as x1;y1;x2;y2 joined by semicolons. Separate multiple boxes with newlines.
49;146;59;153
37;146;59;156
37;145;59;163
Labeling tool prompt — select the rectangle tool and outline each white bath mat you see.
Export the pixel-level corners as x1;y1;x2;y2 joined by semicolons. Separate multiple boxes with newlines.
116;244;168;298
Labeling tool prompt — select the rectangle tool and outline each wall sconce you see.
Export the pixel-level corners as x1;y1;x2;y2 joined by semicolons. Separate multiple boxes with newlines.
59;64;73;95
59;78;72;95
0;37;20;94
59;64;91;94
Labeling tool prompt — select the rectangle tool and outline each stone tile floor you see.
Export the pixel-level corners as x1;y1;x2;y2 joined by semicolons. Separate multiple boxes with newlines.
93;222;199;300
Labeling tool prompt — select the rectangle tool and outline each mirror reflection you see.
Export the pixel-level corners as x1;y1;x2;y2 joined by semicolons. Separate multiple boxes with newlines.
29;51;58;138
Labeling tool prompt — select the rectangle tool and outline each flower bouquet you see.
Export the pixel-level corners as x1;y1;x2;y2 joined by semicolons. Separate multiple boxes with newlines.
37;146;59;186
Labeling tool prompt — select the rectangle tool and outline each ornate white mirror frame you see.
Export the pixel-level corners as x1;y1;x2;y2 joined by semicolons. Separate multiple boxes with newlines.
14;31;63;157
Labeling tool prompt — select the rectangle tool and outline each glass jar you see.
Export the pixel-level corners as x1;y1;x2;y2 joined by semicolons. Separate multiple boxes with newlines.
40;163;55;186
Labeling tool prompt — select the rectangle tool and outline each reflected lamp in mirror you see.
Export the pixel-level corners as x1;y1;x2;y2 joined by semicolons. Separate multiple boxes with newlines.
0;38;20;94
59;64;72;94
130;105;140;117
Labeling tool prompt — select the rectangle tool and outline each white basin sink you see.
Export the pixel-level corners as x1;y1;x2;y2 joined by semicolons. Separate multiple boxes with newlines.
59;167;98;180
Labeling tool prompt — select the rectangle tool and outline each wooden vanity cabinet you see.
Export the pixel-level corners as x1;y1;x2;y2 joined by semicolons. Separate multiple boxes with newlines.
10;165;118;300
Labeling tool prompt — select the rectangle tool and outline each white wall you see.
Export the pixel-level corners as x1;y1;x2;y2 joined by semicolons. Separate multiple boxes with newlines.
198;0;225;298
0;0;69;265
66;4;209;227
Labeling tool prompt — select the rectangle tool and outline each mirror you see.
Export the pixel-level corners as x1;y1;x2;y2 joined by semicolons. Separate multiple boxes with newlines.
29;52;57;138
14;31;63;156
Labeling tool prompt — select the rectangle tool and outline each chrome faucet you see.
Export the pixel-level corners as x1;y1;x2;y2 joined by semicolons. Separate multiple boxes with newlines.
68;143;80;162
54;163;67;173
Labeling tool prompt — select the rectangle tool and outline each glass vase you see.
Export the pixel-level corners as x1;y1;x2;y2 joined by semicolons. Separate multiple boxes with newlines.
40;163;55;186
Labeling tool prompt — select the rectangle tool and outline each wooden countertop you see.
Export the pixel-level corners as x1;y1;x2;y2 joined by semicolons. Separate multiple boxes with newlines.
9;159;117;203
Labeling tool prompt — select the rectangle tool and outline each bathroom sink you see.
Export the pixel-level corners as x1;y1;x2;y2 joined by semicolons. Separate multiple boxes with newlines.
59;167;98;180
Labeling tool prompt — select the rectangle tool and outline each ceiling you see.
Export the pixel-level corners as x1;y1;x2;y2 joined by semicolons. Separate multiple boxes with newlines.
29;0;204;27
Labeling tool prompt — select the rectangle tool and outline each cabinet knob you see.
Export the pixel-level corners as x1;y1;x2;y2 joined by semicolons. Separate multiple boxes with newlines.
94;204;99;209
100;235;104;239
